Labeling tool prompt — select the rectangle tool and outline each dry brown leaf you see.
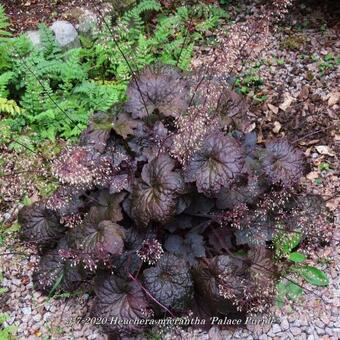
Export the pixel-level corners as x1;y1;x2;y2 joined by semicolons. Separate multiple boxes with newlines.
272;121;282;133
279;94;294;111
306;171;319;181
298;86;310;100
327;92;339;106
245;122;256;133
268;103;279;114
315;145;335;157
326;198;339;211
299;139;320;146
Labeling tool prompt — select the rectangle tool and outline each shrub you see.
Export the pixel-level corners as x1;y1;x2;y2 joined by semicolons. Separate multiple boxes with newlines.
18;62;333;337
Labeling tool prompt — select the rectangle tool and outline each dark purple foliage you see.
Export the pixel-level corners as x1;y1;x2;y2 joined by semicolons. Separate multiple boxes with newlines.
262;139;305;187
92;274;151;336
125;64;190;119
18;203;65;248
17;63;326;338
142;253;193;311
131;154;184;226
184;132;244;195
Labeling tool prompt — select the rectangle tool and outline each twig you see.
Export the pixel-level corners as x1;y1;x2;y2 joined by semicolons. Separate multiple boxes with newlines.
128;272;175;317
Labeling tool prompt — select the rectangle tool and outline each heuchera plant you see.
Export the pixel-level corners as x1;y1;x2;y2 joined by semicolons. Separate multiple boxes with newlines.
18;64;331;337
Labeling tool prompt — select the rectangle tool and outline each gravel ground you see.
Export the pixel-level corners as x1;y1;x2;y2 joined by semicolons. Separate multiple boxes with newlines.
0;1;339;339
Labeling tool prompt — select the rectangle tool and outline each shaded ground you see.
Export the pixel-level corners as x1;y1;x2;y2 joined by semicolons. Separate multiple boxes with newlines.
2;0;99;33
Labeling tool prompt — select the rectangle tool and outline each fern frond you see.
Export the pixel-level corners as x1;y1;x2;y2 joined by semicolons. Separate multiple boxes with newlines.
0;4;11;40
0;71;14;97
0;97;22;115
38;24;62;58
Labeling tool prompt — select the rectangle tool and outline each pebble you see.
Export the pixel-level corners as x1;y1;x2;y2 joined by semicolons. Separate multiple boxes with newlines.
22;307;31;315
33;314;41;322
291;327;302;336
272;324;281;334
281;318;290;331
316;326;326;335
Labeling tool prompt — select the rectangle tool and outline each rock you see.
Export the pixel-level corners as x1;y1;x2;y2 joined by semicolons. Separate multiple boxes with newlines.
208;326;222;340
50;21;80;50
272;324;281;334
291;327;301;336
33;314;42;322
316;326;325;335
281;318;289;331
320;314;330;325
22;307;31;315
26;31;41;48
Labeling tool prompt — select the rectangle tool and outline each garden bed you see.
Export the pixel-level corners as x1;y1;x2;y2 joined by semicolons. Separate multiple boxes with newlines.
0;1;339;339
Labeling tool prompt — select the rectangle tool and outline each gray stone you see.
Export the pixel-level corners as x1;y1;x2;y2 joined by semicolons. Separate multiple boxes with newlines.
272;324;281;334
290;327;302;336
26;30;41;47
50;21;80;50
281;318;289;331
208;326;222;340
315;326;325;335
33;314;41;322
22;307;31;315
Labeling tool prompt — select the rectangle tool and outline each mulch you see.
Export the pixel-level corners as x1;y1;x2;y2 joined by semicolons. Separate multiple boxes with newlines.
2;0;99;33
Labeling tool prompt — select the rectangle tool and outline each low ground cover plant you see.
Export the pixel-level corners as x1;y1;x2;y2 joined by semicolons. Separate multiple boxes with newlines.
18;62;333;337
0;0;335;338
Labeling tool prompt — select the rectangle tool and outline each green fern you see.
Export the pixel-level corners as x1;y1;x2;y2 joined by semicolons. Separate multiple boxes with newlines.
0;4;10;40
0;71;14;97
38;24;62;58
0;98;22;115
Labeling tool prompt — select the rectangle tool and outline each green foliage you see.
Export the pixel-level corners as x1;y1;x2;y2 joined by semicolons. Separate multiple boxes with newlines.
274;230;329;307
234;65;266;103
82;1;227;80
273;230;301;258
0;313;16;340
288;252;307;263
291;265;329;286
318;53;340;74
0;4;10;40
0;0;228;146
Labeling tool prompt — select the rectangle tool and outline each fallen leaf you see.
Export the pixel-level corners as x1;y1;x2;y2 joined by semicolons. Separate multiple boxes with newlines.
245;122;256;133
298;86;310;100
272;121;282;133
326;198;339;211
34;330;42;337
268;103;279;114
279;94;294;111
21;275;30;285
327;92;339;106
306;171;319;181
315;145;335;157
299;139;320;146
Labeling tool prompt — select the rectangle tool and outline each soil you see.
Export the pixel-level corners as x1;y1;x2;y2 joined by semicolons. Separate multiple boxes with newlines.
2;0;98;33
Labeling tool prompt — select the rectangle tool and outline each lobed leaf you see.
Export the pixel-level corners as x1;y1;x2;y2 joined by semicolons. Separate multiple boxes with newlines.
184;132;244;195
125;64;190;119
92;274;151;336
131;154;184;226
18;203;65;248
142;253;193;311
